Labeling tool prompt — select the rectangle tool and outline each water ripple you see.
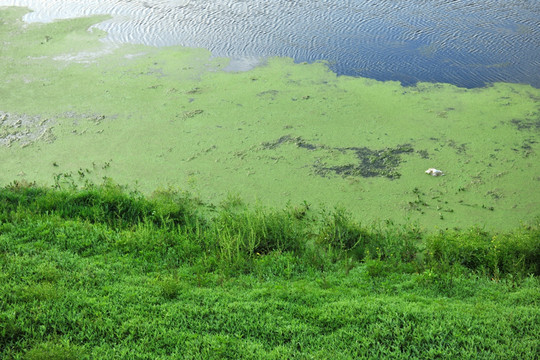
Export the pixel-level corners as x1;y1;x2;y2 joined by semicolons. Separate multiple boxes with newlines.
0;0;539;88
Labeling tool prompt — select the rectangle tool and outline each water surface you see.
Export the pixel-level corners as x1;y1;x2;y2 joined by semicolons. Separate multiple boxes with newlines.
1;0;539;87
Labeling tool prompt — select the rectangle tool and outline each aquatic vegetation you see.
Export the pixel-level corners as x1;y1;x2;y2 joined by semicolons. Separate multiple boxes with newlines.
0;7;539;232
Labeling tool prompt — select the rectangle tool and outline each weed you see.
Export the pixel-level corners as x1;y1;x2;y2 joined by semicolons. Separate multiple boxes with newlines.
24;341;83;360
0;182;538;359
156;275;185;300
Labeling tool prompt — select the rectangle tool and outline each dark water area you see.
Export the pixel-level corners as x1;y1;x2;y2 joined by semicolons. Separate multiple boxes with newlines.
2;0;540;88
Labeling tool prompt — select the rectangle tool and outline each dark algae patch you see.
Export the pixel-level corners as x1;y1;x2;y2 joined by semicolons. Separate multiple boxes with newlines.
317;144;414;180
0;7;539;230
262;136;414;179
179;109;204;120
510;116;540;132
260;135;322;152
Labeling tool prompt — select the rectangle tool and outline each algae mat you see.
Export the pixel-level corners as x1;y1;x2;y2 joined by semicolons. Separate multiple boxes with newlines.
1;7;539;231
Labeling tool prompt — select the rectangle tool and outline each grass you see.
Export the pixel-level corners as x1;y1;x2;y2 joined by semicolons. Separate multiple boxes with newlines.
0;180;539;359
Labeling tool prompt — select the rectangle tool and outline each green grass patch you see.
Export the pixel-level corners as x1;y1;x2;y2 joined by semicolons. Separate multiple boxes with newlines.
0;182;538;359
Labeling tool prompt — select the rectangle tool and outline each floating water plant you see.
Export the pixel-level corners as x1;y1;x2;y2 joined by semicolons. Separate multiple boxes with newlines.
0;7;538;230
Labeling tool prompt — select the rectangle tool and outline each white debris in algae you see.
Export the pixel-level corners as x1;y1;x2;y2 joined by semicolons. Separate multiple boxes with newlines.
425;168;444;176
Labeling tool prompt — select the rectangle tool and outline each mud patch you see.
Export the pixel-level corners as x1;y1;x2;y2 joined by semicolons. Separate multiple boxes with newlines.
0;111;55;147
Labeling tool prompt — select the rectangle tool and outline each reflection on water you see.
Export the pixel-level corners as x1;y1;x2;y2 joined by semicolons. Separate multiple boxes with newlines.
1;0;539;88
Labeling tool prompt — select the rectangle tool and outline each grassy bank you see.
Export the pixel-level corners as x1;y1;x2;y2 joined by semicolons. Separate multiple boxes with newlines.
1;181;538;359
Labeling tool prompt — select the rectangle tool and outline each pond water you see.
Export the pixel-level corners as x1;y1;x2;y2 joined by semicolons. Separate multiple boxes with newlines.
1;0;539;88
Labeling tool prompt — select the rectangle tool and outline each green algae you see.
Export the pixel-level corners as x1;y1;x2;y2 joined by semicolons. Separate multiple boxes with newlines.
1;7;539;231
